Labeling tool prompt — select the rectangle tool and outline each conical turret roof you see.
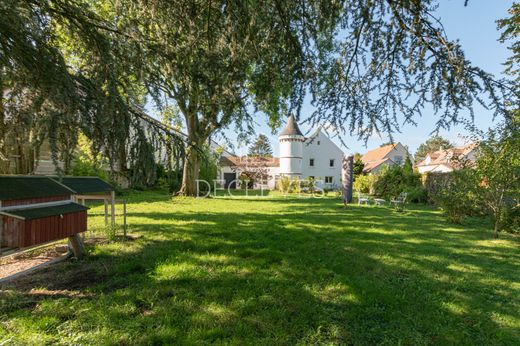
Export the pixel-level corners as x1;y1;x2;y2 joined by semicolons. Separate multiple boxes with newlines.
279;114;303;136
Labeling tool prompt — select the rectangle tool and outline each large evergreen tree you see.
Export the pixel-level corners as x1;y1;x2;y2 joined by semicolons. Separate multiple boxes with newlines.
248;135;273;157
0;0;185;184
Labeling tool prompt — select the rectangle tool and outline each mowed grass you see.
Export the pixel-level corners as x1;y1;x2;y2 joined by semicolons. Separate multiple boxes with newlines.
0;190;519;345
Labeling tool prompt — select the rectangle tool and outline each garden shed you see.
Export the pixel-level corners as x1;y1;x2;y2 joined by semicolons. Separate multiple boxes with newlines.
53;176;116;226
0;176;88;255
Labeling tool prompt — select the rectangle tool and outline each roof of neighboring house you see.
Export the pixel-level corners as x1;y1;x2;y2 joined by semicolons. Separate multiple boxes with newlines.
279;114;304;136
416;143;478;167
361;143;399;163
0;202;88;220
362;158;394;173
0;176;74;201
220;156;280;168
54;177;114;194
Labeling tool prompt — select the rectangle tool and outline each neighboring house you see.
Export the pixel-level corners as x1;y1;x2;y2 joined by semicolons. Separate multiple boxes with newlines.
361;143;411;174
219;115;345;189
416;143;478;174
219;156;280;189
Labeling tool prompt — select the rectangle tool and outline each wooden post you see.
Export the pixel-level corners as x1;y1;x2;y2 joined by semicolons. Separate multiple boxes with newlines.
104;198;108;225
123;199;127;237
68;234;85;259
81;198;86;241
110;191;115;228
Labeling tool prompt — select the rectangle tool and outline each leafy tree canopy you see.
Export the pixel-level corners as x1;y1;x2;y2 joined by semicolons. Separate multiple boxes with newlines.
474;114;520;238
497;3;520;83
415;136;454;163
1;0;516;195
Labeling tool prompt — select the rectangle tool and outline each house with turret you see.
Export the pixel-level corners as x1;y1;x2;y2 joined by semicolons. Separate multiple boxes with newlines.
219;115;345;189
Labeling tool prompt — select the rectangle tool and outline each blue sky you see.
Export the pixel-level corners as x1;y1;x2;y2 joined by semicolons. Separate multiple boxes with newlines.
218;1;513;157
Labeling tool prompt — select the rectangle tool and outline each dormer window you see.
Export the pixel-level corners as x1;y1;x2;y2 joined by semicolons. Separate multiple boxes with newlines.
309;158;315;167
329;159;335;167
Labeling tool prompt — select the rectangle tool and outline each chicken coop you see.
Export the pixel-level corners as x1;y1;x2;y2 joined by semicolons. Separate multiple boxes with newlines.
0;176;88;256
54;176;116;226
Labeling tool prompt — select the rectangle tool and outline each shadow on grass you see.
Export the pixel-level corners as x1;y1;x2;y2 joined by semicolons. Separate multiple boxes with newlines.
1;196;518;344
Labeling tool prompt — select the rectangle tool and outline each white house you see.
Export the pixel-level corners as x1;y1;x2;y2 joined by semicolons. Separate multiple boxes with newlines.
219;115;345;189
416;143;478;174
361;143;411;174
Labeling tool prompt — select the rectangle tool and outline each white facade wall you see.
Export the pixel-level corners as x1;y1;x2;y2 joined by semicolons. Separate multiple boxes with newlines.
279;135;303;176
301;130;344;188
417;164;453;174
385;143;411;165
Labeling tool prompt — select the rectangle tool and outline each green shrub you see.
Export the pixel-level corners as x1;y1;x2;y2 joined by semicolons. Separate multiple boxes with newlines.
238;172;253;189
500;205;520;234
432;169;478;224
405;186;428;203
277;176;301;194
156;165;182;193
290;178;302;193
353;174;377;194
372;165;422;200
277;176;291;194
300;176;318;194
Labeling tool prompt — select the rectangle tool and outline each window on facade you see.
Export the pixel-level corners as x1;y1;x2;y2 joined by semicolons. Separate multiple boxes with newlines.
309;176;315;180
317;141;320;145
329;159;334;167
394;156;403;165
325;176;333;184
309;158;315;167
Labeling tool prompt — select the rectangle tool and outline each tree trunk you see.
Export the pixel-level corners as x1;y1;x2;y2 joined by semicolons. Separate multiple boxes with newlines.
342;155;354;206
493;217;500;239
0;79;6;173
179;143;201;196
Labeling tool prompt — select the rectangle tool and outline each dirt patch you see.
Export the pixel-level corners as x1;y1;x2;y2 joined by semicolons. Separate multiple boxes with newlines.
0;234;140;291
1;258;108;293
0;246;68;280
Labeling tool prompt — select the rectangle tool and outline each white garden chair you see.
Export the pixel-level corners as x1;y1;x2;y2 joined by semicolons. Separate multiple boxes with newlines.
357;190;370;205
390;192;407;211
374;198;386;206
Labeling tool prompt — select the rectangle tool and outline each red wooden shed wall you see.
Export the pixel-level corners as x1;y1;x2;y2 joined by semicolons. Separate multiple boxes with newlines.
1;211;87;248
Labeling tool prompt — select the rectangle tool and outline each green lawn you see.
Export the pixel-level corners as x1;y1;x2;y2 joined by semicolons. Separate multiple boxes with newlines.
1;190;519;345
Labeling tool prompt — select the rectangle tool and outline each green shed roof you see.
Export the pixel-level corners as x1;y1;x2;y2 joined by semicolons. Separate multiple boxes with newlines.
53;177;114;194
0;176;74;201
0;202;88;220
